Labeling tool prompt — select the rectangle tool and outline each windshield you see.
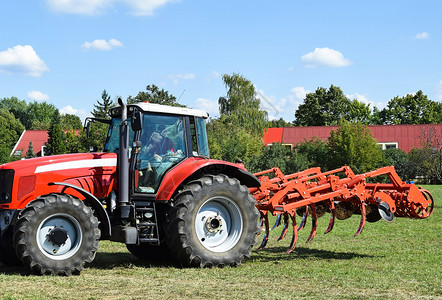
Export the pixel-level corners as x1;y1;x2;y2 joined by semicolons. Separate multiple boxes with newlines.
103;118;135;153
135;113;187;194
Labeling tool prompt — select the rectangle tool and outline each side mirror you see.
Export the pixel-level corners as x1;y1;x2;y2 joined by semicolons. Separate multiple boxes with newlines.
84;117;92;138
131;111;143;132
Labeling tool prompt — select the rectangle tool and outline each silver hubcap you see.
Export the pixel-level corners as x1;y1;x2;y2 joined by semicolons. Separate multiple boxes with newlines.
195;196;243;253
36;213;83;260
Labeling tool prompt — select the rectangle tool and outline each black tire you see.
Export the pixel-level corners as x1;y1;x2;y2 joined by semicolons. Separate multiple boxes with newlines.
13;194;100;275
166;174;259;267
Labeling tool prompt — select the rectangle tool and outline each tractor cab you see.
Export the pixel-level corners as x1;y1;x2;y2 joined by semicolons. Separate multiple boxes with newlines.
103;102;210;194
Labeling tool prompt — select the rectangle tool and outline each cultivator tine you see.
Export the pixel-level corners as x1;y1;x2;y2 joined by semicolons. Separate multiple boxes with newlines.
306;204;318;243
258;215;264;235
277;213;290;241
298;207;308;231
354;201;366;237
286;213;298;254
257;212;270;250
324;201;336;235
271;214;282;230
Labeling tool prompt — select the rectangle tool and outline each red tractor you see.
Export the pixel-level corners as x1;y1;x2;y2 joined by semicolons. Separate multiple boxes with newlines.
0;99;260;275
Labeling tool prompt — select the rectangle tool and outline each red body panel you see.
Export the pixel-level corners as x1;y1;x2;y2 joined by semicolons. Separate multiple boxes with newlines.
155;157;248;201
0;152;117;209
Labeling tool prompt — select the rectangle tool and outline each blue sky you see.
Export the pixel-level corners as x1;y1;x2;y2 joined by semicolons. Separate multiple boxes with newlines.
1;0;441;122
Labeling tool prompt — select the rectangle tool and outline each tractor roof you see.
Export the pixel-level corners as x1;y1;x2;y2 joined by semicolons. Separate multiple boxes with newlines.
110;102;209;119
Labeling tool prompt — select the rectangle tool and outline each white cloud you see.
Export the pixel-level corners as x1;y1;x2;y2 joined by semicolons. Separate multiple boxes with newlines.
205;71;221;83
285;86;311;119
254;86;313;121
47;0;113;15
415;32;429;39
193;98;219;117
46;0;179;16
346;92;389;109
290;86;309;102
346;92;369;104
0;45;49;77
167;73;195;85
60;105;88;122
82;39;123;51
124;0;179;16
301;47;352;68
27;90;50;102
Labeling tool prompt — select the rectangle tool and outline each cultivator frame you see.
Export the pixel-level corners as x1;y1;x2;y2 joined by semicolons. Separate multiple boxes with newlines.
251;166;434;253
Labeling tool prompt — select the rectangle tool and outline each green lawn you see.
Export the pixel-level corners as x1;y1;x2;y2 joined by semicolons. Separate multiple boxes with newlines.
1;185;440;299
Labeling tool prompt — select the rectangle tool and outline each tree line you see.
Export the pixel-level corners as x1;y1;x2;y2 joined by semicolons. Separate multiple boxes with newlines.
1;75;441;183
210;75;441;184
268;85;442;127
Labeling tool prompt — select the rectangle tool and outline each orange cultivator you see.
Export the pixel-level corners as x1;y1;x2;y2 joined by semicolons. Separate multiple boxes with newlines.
250;166;434;253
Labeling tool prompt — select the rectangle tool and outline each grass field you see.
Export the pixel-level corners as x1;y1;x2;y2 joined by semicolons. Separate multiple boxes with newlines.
1;185;440;299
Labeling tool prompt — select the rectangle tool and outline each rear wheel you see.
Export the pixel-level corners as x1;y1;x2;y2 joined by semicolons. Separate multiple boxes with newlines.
13;194;100;275
166;175;259;267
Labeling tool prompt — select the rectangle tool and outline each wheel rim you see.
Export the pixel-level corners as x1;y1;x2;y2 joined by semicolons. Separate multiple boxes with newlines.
36;213;83;260
195;196;243;253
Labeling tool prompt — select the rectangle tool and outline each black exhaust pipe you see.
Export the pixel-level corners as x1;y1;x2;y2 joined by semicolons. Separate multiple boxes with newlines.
117;98;130;216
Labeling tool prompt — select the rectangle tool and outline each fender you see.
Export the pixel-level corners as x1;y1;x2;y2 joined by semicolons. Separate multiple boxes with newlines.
49;182;111;238
155;157;261;201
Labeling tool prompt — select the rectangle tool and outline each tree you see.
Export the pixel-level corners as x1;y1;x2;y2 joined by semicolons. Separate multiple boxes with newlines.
383;148;411;181
406;125;442;184
327;122;383;173
218;73;268;136
27;101;57;130
85;90;115;152
380;90;442;125
295;137;330;170
294;85;373;126
268;118;293;128
65;130;87;154
207;116;263;165
92;90;114;119
370;106;383;125
347;99;372;124
61;114;82;130
294;85;350;126
0;97;29;128
248;142;291;174
25;141;36;158
127;84;185;107
207;73;267;165
0;109;25;163
219;73;258;115
47;110;66;155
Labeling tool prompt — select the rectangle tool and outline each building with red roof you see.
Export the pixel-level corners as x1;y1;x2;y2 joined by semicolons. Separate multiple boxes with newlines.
263;124;442;153
10;130;49;157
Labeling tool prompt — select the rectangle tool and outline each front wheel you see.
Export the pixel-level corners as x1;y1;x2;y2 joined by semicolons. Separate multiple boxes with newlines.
166;175;259;267
13;194;100;275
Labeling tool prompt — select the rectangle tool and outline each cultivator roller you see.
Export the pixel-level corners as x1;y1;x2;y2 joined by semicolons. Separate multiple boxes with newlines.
250;166;434;253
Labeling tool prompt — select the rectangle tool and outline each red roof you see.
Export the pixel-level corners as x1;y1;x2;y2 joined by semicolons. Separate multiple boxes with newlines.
11;130;49;157
262;128;284;145
263;124;442;153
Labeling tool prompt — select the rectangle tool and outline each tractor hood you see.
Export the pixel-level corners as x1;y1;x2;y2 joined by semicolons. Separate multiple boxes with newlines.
0;152;117;173
0;152;118;209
